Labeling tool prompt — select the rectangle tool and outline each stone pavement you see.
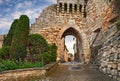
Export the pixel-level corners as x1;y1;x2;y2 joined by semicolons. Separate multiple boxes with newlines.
44;63;116;81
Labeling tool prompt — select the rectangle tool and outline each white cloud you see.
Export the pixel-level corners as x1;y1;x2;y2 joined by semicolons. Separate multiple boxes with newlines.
65;36;76;54
0;0;3;4
15;3;23;9
24;1;32;7
15;1;32;10
46;0;57;4
0;17;12;34
0;18;12;29
12;7;42;23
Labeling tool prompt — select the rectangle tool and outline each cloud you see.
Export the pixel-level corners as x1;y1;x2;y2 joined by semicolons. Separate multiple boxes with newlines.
0;0;3;4
15;3;23;9
12;8;42;23
24;1;32;7
0;18;12;29
0;17;12;34
46;0;57;4
65;36;76;54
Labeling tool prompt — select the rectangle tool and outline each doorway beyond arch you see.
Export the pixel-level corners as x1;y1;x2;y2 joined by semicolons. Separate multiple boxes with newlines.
60;27;84;63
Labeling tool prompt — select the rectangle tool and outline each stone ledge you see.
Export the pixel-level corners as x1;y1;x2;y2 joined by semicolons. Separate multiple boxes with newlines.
0;62;58;81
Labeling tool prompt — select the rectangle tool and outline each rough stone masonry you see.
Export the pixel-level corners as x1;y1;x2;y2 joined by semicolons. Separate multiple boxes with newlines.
0;0;120;80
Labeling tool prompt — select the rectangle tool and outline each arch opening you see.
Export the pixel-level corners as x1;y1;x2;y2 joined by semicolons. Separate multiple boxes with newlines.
61;27;84;63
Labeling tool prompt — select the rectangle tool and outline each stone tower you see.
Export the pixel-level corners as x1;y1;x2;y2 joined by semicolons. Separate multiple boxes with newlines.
30;0;90;63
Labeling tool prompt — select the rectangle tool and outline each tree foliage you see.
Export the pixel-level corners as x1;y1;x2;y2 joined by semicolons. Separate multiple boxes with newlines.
28;34;48;55
10;15;29;60
0;46;10;60
3;19;19;46
35;43;57;65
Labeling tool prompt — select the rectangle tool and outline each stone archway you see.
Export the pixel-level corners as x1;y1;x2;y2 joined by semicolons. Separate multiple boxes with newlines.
61;27;84;63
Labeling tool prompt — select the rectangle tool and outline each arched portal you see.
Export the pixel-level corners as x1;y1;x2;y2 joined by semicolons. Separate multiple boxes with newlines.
61;27;84;63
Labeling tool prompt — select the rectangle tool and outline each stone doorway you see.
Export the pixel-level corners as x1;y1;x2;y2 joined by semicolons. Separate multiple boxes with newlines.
61;27;84;64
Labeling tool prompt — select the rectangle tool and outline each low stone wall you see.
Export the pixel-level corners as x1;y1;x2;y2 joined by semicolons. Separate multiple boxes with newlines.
96;26;120;81
0;62;58;81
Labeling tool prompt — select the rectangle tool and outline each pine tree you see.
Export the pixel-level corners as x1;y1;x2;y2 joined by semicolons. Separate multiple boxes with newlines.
3;19;19;46
10;15;29;60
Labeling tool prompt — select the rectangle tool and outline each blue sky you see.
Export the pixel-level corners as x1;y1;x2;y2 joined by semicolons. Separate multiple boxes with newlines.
0;0;75;54
0;0;56;34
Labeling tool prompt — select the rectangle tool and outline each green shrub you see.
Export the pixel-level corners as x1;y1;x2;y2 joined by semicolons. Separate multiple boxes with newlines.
35;44;57;65
0;59;43;71
10;15;29;60
0;46;10;59
28;34;48;55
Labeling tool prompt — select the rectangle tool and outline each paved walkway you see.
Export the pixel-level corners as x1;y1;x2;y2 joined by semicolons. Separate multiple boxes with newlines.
36;62;116;81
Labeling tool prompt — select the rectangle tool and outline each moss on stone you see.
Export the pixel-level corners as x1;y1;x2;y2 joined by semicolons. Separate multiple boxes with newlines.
116;19;120;30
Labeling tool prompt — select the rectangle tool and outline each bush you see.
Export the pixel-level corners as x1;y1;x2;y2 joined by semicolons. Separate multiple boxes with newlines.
28;34;48;55
35;44;57;65
0;46;10;59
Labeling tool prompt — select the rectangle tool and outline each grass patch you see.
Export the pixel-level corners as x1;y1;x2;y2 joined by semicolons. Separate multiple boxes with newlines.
0;59;43;71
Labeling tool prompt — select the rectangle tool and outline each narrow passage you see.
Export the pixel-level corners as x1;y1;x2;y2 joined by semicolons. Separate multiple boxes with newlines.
39;63;116;81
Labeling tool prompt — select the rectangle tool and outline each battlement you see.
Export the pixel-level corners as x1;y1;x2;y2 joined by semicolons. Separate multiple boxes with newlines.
57;0;85;14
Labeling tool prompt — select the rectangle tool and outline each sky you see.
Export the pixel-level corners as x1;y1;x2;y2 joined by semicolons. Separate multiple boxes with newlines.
65;35;76;54
0;0;57;35
0;0;75;54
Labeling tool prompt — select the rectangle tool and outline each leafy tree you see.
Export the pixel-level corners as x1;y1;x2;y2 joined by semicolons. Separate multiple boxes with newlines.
28;34;48;55
0;46;10;60
3;19;19;46
10;15;29;60
35;43;57;65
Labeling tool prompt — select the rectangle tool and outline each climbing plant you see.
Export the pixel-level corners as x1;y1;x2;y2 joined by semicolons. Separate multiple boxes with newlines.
116;19;120;30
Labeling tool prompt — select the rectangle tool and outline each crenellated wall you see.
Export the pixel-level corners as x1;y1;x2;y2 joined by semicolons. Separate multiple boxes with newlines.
30;0;90;63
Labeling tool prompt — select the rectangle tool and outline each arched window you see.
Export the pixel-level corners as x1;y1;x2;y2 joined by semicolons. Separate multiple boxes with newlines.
69;4;72;13
59;3;62;12
74;4;77;12
79;5;82;12
64;3;67;12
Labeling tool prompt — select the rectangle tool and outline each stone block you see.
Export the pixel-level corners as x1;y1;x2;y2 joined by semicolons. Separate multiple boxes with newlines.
118;63;120;71
111;70;117;76
111;63;117;69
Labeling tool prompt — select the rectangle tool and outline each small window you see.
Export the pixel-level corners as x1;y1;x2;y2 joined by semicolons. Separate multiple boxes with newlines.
64;3;67;12
79;5;82;12
69;4;72;13
59;3;62;12
74;4;77;12
109;0;112;2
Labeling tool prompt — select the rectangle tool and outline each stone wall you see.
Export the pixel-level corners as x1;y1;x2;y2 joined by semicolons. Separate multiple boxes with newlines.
30;2;90;63
86;0;117;45
0;62;58;81
96;26;120;81
0;35;4;48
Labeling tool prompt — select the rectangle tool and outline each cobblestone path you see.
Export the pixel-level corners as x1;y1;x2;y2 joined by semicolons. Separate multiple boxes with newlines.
45;63;116;81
